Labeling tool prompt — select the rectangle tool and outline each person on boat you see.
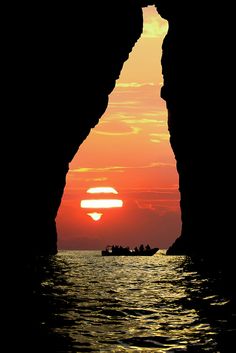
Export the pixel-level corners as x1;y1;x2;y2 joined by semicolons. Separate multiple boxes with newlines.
139;244;145;253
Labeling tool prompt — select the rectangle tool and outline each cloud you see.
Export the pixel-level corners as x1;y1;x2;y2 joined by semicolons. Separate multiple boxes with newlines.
150;132;169;143
100;111;166;123
99;105;167;130
70;166;125;173
120;112;167;127
125;187;179;203
70;162;175;174
135;201;156;211
94;126;141;136
105;82;166;116
116;82;155;88
90;177;107;181
85;177;108;182
142;112;166;117
109;101;138;106
122;118;159;124
124;188;179;197
94;115;167;136
142;16;168;38
117;187;180;216
135;199;179;213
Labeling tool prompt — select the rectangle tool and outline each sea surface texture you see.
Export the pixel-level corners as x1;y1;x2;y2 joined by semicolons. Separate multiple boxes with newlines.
19;250;235;352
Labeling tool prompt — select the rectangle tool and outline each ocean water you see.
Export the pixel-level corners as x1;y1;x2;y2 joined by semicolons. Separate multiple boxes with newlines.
13;250;236;352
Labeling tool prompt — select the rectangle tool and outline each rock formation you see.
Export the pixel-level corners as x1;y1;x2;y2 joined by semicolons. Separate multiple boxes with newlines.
6;1;234;269
6;2;143;256
155;1;234;266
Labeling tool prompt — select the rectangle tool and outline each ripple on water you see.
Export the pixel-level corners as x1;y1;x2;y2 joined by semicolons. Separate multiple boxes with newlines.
21;250;236;352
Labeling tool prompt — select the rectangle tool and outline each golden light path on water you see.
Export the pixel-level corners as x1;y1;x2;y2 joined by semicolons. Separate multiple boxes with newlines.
34;250;234;352
80;187;123;221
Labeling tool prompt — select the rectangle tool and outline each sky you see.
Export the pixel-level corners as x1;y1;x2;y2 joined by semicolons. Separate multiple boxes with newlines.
56;6;181;250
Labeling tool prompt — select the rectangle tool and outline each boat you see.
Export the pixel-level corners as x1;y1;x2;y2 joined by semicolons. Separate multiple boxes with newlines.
101;245;159;256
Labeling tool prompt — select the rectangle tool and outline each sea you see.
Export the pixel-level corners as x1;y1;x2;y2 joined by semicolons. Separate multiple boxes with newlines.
10;250;236;352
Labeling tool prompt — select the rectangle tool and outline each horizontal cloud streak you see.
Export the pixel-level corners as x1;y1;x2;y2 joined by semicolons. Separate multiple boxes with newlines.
150;132;169;143
94;126;141;136
99;112;166;124
116;82;155;88
123;188;180;214
122;118;158;124
70;162;175;174
109;101;138;106
105;81;166;117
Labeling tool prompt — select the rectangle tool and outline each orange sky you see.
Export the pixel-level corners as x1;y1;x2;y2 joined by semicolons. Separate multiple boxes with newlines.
56;6;181;250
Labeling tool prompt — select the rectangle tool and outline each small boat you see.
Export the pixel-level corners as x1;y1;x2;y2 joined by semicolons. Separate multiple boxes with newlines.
101;245;159;256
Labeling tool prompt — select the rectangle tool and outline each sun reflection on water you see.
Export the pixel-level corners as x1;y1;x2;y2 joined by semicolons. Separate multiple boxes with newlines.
24;251;236;352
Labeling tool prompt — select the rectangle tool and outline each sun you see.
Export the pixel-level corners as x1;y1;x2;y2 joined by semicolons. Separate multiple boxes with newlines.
87;187;118;194
81;199;123;208
80;187;123;221
87;212;103;221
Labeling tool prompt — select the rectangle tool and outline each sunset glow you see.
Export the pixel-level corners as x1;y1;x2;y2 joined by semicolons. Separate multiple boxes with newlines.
81;199;123;209
57;7;181;250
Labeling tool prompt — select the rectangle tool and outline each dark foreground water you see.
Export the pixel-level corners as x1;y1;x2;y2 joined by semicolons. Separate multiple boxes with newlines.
10;250;236;352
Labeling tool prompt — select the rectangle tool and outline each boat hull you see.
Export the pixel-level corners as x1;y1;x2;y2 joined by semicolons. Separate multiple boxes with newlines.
101;248;159;256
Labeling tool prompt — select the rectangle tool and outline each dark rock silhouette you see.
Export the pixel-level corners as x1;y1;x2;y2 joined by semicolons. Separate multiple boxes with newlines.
6;2;143;256
4;4;235;351
155;1;234;266
5;2;234;270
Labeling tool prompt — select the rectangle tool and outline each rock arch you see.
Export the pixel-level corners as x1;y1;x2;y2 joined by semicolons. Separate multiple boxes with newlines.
7;2;234;270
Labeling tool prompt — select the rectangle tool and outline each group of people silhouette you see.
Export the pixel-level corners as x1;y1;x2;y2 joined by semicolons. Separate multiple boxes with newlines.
110;244;151;254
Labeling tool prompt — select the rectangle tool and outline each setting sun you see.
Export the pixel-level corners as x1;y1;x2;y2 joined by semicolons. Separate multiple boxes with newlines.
81;199;123;209
87;187;118;194
80;186;123;221
87;212;103;221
